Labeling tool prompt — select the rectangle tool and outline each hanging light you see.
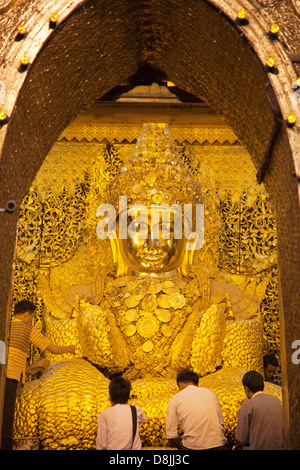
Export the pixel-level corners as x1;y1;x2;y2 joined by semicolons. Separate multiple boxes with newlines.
270;24;280;34
0;111;8;125
15;24;27;41
287;114;296;126
237;9;246;19
236;9;248;25
19;55;30;72
268;23;280;41
17;24;26;35
50;12;59;28
20;55;30;65
50;13;59;22
267;57;276;68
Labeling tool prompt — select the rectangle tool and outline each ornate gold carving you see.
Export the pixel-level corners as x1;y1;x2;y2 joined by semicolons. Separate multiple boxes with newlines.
59;124;239;145
218;191;277;275
261;267;280;356
0;0;13;10
106;123;202;213
290;0;300;16
17;186;86;268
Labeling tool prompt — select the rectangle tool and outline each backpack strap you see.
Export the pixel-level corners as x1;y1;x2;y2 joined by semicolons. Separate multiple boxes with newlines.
130;405;137;449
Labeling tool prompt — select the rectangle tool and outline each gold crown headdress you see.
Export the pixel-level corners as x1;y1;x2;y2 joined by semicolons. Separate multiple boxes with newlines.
106;123;202;212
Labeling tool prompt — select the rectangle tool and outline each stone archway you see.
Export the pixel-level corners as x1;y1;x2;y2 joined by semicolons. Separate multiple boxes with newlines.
0;0;299;449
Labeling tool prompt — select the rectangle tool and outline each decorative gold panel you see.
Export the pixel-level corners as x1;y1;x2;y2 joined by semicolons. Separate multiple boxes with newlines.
59;124;239;145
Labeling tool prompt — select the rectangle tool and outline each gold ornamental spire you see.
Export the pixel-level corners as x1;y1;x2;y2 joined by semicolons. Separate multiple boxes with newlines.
106;123;202;211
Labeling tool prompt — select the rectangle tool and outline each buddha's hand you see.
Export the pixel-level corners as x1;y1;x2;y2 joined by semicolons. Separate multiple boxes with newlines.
190;304;227;376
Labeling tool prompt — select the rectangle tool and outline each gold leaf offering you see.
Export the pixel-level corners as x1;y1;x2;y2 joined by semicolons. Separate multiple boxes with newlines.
142;341;153;353
155;309;172;323
126;309;138;322
125;324;136;337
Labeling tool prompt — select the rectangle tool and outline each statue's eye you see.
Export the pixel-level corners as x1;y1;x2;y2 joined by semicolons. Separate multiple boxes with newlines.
161;223;172;233
151;222;174;239
128;221;149;239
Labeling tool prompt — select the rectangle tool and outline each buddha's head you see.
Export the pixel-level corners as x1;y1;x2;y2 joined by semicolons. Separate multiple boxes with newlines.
117;203;186;274
105;123;203;276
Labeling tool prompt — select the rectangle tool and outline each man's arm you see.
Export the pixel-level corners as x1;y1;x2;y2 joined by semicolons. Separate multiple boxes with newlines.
46;343;75;355
169;437;183;450
235;403;250;447
26;358;50;375
164;399;183;449
95;412;107;450
30;326;75;356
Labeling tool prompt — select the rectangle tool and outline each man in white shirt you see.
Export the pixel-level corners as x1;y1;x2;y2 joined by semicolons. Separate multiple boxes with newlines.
235;370;283;450
164;369;227;450
96;376;146;450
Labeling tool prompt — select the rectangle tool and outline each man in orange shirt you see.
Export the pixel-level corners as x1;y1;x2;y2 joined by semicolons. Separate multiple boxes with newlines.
1;299;76;450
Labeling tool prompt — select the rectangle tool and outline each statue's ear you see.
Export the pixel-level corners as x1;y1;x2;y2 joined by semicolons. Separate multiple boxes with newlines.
109;237;118;264
180;241;194;276
110;238;127;276
180;229;203;275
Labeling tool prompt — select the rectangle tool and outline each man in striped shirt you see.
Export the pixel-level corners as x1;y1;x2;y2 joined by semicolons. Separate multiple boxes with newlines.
1;299;76;450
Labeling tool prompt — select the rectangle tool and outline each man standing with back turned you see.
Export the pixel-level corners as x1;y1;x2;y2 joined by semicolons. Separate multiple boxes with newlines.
164;369;227;450
1;299;76;450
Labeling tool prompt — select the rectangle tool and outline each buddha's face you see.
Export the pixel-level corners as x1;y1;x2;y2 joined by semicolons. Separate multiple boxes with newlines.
117;207;186;274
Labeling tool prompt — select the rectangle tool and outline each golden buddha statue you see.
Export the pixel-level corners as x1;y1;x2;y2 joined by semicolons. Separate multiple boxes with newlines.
13;123;281;450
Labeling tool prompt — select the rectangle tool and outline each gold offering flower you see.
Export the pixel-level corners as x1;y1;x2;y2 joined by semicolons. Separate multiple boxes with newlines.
144;174;156;185
161;324;173;337
169;293;186;309
125;295;141;309
152;193;163;204
162;280;174;288
137;316;159;338
148;282;162;294
125;324;136;337
141;295;158;311
142;340;153;352
155;309;172;323
125;309;138;322
158;294;171;309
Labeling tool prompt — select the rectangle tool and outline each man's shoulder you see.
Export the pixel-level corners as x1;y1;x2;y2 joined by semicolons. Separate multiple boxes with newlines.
194;386;218;399
11;318;31;328
254;392;282;405
177;385;216;399
98;406;115;418
241;392;282;411
10;318;32;335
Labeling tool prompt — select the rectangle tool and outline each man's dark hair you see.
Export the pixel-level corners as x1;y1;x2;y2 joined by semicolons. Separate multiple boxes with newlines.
263;354;279;368
176;369;199;386
242;370;264;393
14;300;36;316
109;377;131;404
